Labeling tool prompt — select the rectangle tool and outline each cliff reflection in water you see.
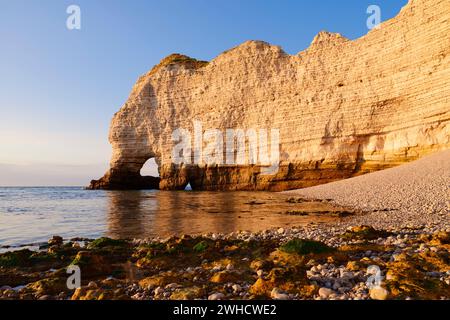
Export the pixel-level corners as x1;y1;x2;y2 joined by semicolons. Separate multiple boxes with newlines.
105;191;342;239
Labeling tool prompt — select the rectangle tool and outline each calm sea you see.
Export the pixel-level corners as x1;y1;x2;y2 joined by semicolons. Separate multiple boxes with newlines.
0;187;339;248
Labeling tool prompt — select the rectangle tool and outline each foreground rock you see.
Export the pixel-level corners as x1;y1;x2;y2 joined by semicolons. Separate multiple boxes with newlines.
89;0;450;191
1;226;449;300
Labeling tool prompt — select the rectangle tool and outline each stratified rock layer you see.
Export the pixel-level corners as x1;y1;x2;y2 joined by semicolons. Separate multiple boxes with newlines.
89;0;450;191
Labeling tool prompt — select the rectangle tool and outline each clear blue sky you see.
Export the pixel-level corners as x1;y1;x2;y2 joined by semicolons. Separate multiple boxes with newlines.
0;0;408;185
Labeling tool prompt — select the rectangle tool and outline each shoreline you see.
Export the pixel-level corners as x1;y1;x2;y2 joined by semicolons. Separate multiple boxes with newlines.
1;152;449;300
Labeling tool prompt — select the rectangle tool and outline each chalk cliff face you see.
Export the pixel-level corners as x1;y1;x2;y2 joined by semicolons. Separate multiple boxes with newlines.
89;0;450;191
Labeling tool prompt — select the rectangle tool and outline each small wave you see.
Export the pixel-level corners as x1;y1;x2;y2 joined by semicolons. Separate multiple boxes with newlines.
5;207;30;214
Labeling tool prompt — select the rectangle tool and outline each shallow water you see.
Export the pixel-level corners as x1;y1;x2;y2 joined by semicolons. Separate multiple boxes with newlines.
0;187;346;248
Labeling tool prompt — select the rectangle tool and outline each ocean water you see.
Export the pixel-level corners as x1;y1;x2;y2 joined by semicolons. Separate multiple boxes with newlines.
0;187;341;248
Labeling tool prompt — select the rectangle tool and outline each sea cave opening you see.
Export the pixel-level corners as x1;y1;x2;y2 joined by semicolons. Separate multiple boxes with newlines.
140;158;160;177
138;157;160;190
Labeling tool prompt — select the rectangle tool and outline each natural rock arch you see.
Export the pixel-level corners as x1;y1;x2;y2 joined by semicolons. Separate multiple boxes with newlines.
89;0;450;191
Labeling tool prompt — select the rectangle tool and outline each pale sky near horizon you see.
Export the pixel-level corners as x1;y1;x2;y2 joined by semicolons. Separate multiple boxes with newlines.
0;0;408;186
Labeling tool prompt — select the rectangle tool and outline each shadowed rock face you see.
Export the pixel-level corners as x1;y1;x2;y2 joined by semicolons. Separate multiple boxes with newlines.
88;170;160;190
89;0;450;191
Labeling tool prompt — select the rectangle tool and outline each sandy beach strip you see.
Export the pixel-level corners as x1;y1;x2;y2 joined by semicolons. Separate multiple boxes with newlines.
285;149;450;231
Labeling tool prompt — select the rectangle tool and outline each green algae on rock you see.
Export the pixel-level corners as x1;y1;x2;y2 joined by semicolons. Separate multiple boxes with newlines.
280;239;334;255
341;226;391;241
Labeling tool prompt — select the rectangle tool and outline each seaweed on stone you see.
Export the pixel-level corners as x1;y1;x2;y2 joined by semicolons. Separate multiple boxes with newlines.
279;239;334;255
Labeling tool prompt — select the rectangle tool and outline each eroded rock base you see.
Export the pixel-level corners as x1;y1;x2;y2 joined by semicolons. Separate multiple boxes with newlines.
89;159;407;191
88;170;160;190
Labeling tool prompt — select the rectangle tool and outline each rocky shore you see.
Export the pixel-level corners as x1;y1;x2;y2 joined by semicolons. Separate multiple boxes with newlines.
1;223;449;300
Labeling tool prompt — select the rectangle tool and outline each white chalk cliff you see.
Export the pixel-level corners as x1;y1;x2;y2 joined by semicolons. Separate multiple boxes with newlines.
89;0;450;190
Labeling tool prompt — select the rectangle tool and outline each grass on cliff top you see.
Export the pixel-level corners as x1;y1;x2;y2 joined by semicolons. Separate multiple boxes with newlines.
149;54;209;76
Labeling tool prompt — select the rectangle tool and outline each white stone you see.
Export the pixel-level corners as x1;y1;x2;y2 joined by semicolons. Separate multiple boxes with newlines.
318;287;334;299
154;287;164;295
232;284;242;292
271;288;290;300
208;292;225;300
165;283;181;290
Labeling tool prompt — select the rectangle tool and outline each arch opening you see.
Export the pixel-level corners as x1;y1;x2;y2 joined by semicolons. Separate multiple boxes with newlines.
140;158;160;177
